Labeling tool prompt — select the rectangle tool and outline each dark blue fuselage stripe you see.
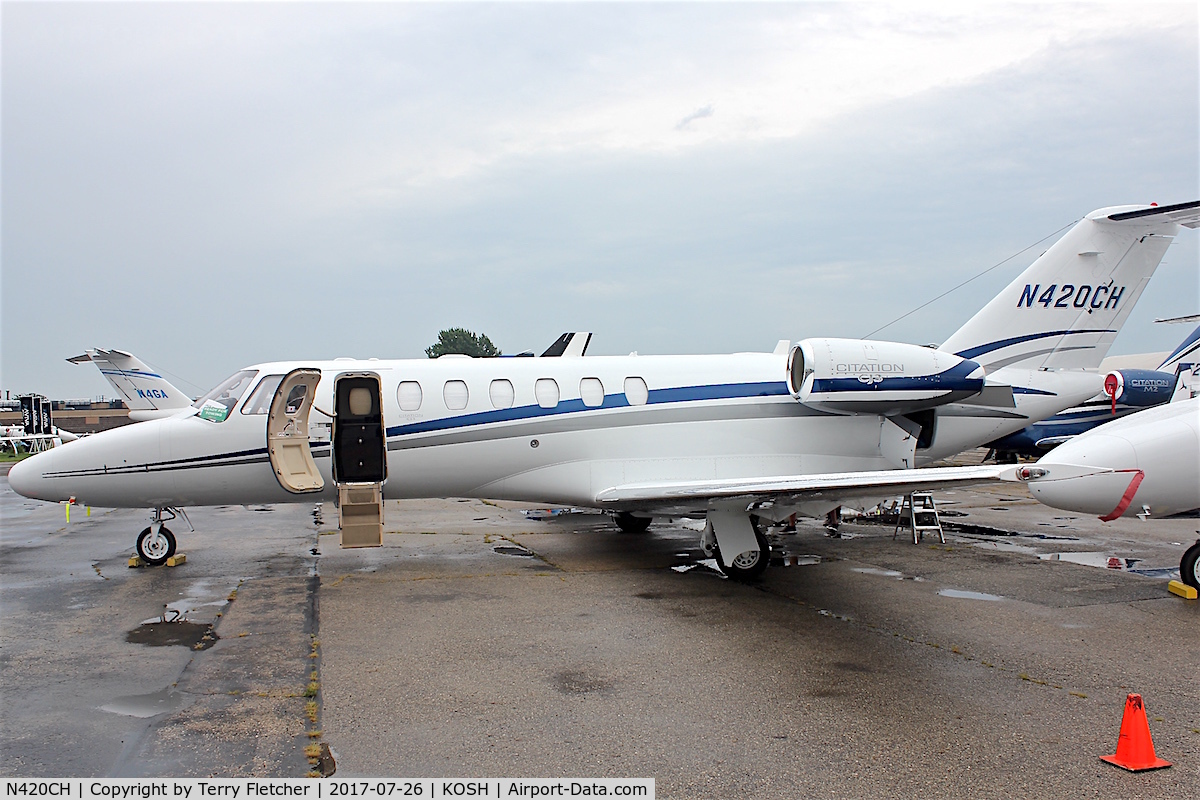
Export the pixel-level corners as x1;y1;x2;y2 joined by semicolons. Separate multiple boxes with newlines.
810;360;982;394
384;381;790;437
955;329;1115;360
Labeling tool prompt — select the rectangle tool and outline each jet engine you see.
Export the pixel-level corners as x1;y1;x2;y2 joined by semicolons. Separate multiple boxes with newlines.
1102;369;1177;409
788;338;985;415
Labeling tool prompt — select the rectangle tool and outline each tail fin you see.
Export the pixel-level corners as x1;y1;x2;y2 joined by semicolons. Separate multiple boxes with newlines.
1157;323;1200;372
939;201;1200;372
67;348;190;411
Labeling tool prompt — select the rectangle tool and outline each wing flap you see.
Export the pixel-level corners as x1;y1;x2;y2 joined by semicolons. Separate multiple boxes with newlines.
595;465;1014;513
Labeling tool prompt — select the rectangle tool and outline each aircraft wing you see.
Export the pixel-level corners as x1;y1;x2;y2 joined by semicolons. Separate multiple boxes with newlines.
594;465;1013;515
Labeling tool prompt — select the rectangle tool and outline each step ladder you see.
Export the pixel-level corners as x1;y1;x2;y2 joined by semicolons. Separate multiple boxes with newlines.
338;482;383;548
893;491;944;545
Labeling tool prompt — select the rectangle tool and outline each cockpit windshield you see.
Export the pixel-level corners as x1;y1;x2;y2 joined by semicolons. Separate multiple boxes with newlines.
192;370;258;422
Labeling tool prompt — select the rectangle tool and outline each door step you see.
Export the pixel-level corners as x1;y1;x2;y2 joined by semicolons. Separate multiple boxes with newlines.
338;482;383;548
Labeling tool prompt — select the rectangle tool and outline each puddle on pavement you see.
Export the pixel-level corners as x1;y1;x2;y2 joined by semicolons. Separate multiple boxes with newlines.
1039;552;1138;570
100;687;191;718
126;621;219;649
937;588;1005;601
494;545;535;557
1039;551;1180;579
851;567;926;581
671;558;725;577
771;554;826;567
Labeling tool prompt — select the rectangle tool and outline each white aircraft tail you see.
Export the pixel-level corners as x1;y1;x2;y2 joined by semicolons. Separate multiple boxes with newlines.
67;348;191;412
939;201;1200;372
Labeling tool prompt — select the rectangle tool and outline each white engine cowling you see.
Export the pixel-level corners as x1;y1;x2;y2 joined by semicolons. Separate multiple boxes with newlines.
788;338;985;414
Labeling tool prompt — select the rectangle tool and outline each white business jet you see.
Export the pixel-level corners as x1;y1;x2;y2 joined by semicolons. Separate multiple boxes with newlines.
10;202;1199;578
1015;373;1200;587
67;348;191;421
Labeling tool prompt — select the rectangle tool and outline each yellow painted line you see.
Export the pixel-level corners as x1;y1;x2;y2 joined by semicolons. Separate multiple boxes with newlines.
1168;580;1197;600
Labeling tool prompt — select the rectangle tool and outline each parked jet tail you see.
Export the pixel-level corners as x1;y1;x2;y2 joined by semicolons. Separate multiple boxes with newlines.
67;348;191;416
939;201;1200;372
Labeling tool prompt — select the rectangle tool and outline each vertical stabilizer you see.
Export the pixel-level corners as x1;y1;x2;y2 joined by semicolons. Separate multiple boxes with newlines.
939;201;1200;372
67;348;191;411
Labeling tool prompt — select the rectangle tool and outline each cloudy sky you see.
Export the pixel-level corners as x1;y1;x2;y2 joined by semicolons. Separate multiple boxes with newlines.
3;2;1197;401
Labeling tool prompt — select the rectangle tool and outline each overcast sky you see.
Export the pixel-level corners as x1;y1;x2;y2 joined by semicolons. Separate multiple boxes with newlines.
3;2;1198;401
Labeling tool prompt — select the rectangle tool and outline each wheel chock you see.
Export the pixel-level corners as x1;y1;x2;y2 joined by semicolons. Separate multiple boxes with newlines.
127;554;187;568
1100;693;1171;772
1167;580;1197;599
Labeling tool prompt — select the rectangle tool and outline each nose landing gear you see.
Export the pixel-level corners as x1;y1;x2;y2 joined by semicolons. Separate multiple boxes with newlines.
1181;541;1200;591
134;508;189;566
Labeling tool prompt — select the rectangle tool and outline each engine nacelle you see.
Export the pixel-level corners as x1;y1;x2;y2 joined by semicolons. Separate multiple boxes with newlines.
788;338;985;415
1102;369;1177;408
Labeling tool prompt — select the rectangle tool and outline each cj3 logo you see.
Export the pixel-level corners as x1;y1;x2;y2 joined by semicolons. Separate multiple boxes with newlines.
835;363;904;384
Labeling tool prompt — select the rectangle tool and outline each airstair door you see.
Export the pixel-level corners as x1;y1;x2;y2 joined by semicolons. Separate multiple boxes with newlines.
267;369;325;494
333;373;387;548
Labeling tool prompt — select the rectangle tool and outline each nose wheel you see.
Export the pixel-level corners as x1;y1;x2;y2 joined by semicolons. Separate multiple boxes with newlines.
137;524;177;566
1181;541;1200;591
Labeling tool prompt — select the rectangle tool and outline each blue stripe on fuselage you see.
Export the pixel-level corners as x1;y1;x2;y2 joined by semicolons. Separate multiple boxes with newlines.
384;381;790;438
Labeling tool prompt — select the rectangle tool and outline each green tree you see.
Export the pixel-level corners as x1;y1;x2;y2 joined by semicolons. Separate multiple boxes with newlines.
425;328;501;358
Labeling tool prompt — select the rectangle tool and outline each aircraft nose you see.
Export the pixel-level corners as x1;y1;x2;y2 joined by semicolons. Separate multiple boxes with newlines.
7;451;55;501
1025;433;1141;516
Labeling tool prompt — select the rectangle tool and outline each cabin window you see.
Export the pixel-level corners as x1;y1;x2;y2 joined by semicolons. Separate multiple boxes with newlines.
580;377;604;408
624;377;648;406
535;378;560;409
443;380;469;411
397;381;423;411
241;374;285;415
193;369;258;422
490;379;515;409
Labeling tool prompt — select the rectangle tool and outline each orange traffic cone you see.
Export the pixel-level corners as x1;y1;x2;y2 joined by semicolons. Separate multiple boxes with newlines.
1100;694;1171;771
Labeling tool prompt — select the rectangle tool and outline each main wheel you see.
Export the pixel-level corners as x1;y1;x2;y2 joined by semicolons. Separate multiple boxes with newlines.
1181;542;1200;591
713;518;770;581
614;512;652;533
137;525;177;566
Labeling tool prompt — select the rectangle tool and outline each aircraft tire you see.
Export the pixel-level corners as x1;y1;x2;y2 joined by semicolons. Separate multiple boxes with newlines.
137;525;177;566
1181;541;1200;591
614;512;652;533
714;520;770;581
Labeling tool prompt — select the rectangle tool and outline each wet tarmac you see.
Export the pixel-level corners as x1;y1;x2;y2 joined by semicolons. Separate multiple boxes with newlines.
1;467;1198;797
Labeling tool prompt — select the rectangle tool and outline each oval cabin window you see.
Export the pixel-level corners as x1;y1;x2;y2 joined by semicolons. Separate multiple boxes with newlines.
443;380;469;411
490;379;515;409
624;377;648;406
534;378;560;409
579;377;604;408
397;381;423;412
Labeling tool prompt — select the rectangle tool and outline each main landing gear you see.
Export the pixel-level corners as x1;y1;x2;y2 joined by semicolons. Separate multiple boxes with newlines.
614;512;652;533
135;508;189;566
713;518;770;581
700;513;770;582
1181;541;1200;591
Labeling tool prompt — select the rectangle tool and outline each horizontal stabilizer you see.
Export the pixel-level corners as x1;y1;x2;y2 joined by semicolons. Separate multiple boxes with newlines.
1107;199;1200;227
956;384;1016;408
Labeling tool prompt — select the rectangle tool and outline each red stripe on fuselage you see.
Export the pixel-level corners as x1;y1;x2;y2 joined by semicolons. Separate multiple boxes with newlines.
1099;470;1145;521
